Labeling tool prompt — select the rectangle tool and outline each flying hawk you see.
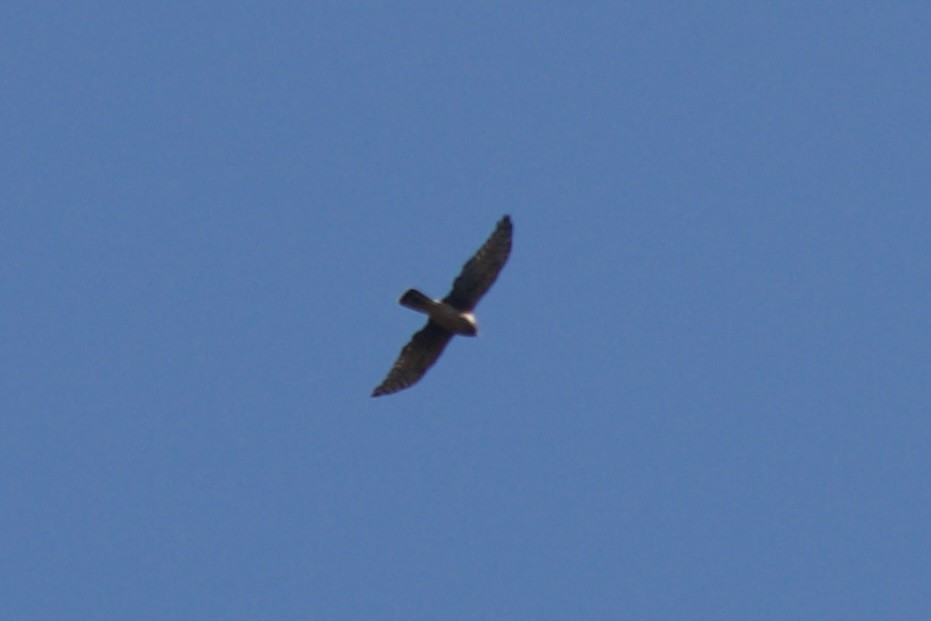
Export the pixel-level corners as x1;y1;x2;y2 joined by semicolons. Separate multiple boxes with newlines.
372;215;513;397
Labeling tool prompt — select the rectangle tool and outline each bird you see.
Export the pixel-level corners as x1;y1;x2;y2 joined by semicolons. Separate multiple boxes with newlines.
371;215;513;397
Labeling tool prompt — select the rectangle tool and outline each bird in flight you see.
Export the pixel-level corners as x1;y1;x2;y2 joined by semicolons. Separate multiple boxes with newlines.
372;215;513;397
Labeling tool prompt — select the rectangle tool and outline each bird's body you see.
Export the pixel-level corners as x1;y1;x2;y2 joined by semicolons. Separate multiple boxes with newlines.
399;289;478;336
372;215;513;397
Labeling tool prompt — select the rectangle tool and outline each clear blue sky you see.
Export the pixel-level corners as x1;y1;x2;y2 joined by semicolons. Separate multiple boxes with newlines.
3;4;929;619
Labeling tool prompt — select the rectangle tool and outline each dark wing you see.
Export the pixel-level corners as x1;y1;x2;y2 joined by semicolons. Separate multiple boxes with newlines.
443;215;513;311
371;321;454;397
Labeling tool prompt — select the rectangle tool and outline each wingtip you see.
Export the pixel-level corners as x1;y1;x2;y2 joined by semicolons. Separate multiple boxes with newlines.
372;384;396;397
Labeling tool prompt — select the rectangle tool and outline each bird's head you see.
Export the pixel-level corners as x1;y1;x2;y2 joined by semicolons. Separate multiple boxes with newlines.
462;313;478;336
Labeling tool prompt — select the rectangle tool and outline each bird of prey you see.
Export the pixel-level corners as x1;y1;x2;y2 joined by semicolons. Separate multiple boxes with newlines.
372;215;513;397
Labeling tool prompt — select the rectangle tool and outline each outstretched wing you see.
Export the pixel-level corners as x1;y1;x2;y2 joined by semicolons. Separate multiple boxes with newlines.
372;321;454;397
443;215;513;311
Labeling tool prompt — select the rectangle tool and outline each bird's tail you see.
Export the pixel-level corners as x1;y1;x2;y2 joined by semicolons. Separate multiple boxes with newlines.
399;289;435;313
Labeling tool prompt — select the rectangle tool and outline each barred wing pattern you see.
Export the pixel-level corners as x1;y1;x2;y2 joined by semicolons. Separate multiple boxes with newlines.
443;215;513;311
371;322;453;397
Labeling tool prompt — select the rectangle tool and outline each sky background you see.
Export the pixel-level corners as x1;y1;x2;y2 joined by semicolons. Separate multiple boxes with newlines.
3;3;930;619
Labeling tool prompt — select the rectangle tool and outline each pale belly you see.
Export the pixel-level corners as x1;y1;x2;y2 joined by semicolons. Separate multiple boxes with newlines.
429;303;477;336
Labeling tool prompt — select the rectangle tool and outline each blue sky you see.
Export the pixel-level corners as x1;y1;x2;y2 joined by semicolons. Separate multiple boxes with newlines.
3;3;930;619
